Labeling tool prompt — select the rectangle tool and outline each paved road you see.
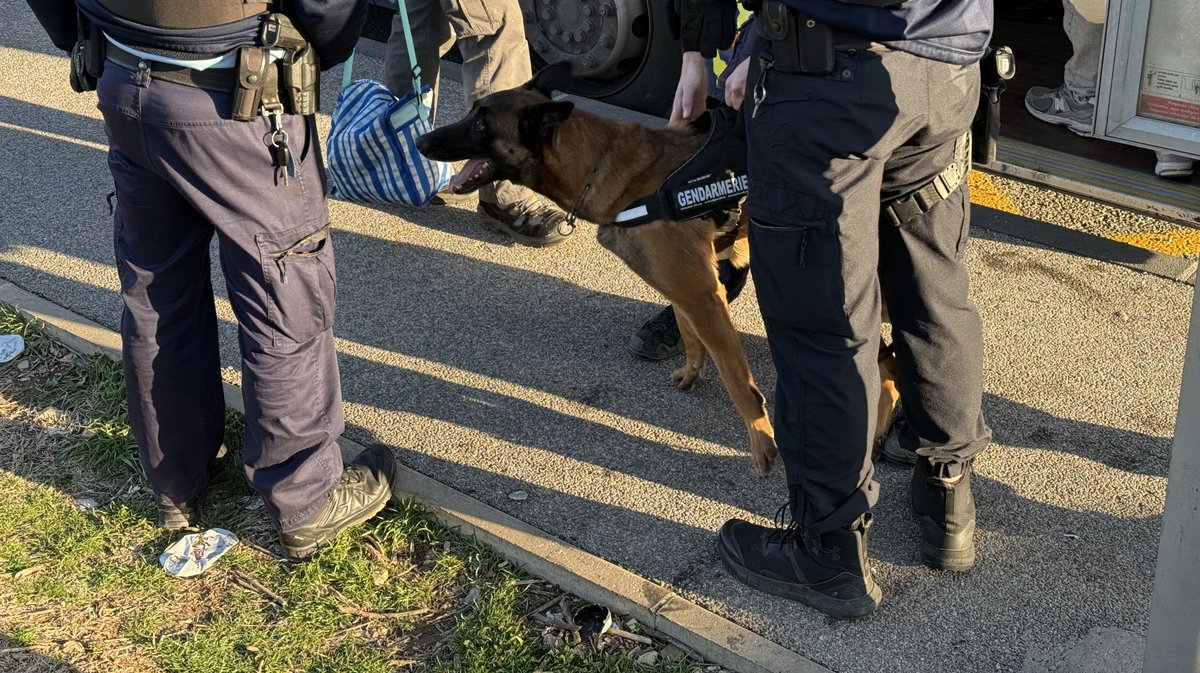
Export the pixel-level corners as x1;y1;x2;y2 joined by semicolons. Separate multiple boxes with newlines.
1;7;1190;671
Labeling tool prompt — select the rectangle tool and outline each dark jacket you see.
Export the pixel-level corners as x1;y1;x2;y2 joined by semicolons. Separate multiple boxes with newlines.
23;0;366;70
783;0;993;65
679;0;992;65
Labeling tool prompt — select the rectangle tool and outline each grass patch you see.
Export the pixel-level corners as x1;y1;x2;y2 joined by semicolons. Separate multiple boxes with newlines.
0;302;720;673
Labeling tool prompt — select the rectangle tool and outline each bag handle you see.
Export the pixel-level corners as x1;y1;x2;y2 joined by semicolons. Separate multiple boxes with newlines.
340;0;429;119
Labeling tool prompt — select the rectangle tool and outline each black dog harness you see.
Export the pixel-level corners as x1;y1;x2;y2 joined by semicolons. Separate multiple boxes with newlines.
611;106;749;228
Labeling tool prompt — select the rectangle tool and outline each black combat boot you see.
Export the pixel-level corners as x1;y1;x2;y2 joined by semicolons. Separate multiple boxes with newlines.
156;444;230;531
280;444;397;560
717;511;881;619
627;305;683;361
912;458;976;572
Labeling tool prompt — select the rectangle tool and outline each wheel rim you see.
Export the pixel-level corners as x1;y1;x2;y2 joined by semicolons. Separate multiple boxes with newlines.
521;0;650;91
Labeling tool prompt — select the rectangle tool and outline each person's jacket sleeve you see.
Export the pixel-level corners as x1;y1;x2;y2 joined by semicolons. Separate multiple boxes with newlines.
25;0;77;52
290;0;369;70
673;0;738;57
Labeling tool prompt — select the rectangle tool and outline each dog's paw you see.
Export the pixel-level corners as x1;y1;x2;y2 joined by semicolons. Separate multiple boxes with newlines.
671;366;702;391
750;433;779;478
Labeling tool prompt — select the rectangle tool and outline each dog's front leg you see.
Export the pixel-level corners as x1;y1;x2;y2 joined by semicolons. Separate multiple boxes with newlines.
672;308;707;391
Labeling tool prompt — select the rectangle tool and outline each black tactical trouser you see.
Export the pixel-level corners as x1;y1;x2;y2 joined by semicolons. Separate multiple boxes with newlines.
745;46;992;534
97;60;345;532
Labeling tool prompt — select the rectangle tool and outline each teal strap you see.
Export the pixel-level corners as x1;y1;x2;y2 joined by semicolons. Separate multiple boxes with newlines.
341;52;355;90
337;0;428;120
394;0;429;121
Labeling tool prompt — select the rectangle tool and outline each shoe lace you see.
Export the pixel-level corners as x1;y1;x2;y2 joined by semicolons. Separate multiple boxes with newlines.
644;308;678;338
768;501;843;559
507;197;575;235
767;502;800;544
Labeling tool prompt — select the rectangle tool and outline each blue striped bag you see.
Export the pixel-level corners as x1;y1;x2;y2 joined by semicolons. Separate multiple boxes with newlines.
326;76;451;205
325;0;451;205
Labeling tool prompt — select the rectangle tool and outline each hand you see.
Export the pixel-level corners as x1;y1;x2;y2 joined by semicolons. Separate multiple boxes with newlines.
723;58;750;111
670;51;709;124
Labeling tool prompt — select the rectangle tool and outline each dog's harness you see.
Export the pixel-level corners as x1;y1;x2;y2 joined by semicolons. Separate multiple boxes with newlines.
610;106;749;229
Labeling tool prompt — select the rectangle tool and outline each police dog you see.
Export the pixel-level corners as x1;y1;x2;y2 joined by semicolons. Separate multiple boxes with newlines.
417;63;900;476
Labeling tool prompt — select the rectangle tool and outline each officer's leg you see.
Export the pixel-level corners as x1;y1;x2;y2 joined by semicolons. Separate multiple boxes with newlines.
99;65;225;527
384;0;453;112
717;48;899;619
208;122;348;533
447;0;575;245
120;73;351;533
878;59;990;471
879;55;989;572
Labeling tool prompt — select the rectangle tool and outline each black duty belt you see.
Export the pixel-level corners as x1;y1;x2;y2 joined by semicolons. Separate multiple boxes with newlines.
105;40;239;92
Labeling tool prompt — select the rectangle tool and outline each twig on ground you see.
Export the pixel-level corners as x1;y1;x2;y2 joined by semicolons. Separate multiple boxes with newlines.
327;619;369;642
531;613;579;632
240;539;290;562
607;626;653;645
0;647;34;654
524;592;565;618
329;588;431;621
559;596;575;627
228;569;287;608
423;604;471;627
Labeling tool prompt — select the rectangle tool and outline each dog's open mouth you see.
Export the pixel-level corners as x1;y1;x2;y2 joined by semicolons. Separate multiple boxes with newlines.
447;158;495;194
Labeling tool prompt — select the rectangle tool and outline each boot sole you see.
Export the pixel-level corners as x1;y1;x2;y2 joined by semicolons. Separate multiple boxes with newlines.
282;489;392;561
916;514;976;572
717;539;881;620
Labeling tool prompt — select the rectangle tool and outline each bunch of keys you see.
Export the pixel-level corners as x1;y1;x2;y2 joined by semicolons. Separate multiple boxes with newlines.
264;106;295;186
752;54;774;119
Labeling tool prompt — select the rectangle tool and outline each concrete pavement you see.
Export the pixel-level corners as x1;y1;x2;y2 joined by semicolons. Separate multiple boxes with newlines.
0;6;1190;671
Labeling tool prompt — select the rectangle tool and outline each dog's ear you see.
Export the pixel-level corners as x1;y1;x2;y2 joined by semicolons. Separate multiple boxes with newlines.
518;101;576;156
524;62;573;97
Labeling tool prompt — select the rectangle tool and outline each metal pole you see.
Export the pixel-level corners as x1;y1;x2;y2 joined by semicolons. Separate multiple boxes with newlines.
1143;281;1200;673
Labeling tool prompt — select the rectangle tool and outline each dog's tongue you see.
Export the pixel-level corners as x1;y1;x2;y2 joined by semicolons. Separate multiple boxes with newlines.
448;158;490;193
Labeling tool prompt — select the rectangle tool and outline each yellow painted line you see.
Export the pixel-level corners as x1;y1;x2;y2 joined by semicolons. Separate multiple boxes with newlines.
1111;229;1200;258
968;170;1021;215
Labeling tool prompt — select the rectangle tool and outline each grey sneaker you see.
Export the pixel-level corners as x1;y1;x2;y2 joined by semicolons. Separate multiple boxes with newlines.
478;198;575;247
280;444;397;560
1024;84;1095;135
1155;152;1195;180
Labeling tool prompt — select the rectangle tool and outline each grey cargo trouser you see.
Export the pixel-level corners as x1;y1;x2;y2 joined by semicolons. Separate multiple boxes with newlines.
384;0;531;206
97;60;345;532
745;46;992;534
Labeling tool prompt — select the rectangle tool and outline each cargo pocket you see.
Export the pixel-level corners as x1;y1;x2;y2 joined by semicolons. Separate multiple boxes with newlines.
749;217;852;337
257;223;336;347
453;0;505;38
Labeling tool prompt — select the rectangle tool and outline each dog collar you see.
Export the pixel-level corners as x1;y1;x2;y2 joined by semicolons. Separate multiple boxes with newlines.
611;106;748;228
565;162;603;228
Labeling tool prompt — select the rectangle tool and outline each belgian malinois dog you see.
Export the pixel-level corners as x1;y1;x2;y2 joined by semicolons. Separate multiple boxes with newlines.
417;63;900;476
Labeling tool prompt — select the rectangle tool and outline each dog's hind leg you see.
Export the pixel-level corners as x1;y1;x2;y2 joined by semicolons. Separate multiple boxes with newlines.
671;309;707;391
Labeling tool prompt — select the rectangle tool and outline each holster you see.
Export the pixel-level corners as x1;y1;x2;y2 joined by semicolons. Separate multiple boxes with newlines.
758;1;834;75
261;13;320;116
233;46;270;121
971;46;1016;164
69;11;106;93
232;13;320;121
